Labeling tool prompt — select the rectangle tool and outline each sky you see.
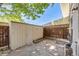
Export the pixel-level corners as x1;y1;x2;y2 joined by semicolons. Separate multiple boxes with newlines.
24;3;63;25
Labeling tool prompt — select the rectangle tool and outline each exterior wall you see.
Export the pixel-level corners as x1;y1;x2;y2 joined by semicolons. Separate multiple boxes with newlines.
60;3;69;17
9;22;43;50
31;25;43;40
52;17;69;25
70;3;79;56
0;22;9;26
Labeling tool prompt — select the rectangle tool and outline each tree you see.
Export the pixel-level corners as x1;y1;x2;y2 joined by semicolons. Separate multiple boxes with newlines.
0;3;53;22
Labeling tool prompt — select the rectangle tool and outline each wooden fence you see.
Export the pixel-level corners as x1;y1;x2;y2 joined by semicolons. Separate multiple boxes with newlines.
43;24;69;39
0;26;9;48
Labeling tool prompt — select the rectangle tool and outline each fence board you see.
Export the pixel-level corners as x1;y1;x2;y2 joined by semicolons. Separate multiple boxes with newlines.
0;26;9;48
43;24;69;39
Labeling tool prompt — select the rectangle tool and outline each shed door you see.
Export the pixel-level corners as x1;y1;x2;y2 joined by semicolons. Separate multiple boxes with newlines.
0;26;9;48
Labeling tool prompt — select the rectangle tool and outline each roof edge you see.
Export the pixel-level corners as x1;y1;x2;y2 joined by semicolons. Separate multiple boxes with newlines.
10;21;43;27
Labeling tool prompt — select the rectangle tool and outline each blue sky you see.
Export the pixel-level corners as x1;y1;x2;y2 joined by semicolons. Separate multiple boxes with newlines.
24;3;63;25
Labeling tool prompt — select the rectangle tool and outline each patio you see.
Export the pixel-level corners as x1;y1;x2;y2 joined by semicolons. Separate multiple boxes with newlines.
6;38;69;56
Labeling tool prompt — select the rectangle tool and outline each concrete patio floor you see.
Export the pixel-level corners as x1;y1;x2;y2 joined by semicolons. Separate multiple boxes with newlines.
6;39;69;56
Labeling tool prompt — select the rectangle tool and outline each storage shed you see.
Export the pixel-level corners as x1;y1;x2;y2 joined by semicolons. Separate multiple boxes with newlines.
0;21;43;50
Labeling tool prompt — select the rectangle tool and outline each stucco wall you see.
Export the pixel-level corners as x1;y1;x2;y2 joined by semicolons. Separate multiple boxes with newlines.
31;25;43;40
0;22;9;26
52;17;69;25
60;3;69;17
9;22;43;50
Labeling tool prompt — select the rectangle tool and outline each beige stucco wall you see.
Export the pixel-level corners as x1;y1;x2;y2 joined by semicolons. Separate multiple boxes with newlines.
31;25;43;40
60;3;69;17
52;17;69;25
9;22;43;50
0;22;9;26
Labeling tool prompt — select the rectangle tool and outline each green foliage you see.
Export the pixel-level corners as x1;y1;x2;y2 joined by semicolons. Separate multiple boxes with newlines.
0;15;21;22
0;3;51;22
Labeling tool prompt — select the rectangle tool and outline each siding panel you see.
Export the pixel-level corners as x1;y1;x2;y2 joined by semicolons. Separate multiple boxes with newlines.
9;22;43;50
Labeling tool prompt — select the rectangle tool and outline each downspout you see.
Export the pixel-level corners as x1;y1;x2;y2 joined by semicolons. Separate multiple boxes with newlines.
70;4;78;56
75;41;78;55
69;3;74;56
76;3;79;56
75;4;79;56
69;3;72;44
74;4;79;56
